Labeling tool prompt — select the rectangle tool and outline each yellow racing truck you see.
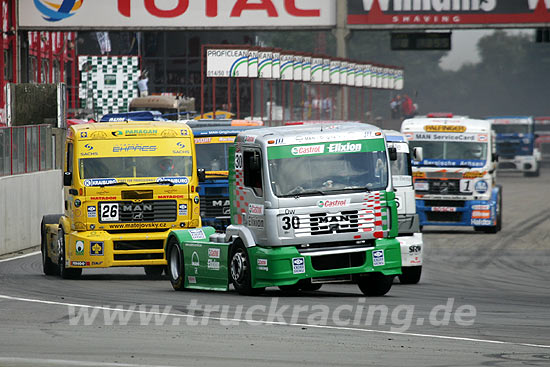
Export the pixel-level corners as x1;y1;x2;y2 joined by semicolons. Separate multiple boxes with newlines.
41;121;203;278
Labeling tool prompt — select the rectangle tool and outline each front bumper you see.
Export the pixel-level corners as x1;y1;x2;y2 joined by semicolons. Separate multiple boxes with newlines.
417;196;498;228
398;233;423;268
497;155;538;172
249;238;402;288
65;230;169;268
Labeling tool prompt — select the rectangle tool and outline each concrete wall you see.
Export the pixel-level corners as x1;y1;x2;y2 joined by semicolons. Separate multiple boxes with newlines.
0;170;63;256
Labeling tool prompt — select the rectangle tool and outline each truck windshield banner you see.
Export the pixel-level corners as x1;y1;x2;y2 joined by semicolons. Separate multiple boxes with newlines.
78;138;192;157
405;132;487;142
268;139;386;160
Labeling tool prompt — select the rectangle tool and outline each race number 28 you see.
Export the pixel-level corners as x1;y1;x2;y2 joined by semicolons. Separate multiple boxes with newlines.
100;203;119;221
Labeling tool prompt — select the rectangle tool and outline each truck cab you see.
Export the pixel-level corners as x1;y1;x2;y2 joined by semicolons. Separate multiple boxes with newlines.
534;117;550;163
41;121;202;278
486;116;540;176
165;123;402;296
384;130;423;284
192;126;261;230
401;114;502;233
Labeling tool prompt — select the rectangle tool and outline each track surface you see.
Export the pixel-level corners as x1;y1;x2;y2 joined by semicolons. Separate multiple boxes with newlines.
1;171;549;367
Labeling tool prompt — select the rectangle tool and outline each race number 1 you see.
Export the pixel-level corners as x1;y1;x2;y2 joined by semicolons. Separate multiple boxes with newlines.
100;203;119;221
460;179;473;193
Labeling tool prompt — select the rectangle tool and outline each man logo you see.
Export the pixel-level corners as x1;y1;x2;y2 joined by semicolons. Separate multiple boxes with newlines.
34;0;84;22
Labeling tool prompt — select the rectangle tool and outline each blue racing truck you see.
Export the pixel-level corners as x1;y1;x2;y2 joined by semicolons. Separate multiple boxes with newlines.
193;126;261;230
485;116;541;177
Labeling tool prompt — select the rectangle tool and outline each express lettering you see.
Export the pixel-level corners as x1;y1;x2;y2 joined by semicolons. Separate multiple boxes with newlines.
117;0;320;18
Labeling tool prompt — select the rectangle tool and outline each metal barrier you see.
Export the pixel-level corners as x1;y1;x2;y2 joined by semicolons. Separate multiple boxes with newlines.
0;125;55;176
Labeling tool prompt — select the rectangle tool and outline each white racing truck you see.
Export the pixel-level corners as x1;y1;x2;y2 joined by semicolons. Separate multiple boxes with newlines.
385;130;423;284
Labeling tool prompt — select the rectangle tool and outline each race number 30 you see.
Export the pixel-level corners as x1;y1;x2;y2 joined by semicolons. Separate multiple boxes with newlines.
234;152;243;170
100;203;119;221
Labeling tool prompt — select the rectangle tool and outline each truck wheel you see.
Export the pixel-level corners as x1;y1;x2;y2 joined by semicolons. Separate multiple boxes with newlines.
524;167;540;177
399;266;422;284
41;220;57;276
357;273;393;296
144;266;164;279
167;237;186;291
230;240;264;296
58;228;82;279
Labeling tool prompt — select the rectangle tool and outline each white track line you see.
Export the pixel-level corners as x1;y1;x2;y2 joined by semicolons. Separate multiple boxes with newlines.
0;294;548;350
0;357;176;367
0;251;40;263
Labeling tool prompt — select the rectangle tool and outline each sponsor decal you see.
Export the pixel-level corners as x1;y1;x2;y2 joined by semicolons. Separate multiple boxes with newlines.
292;257;306;274
431;207;457;212
248;203;264;215
195;137;212;144
179;204;188;216
208;248;221;259
328;142;362;153
189;229;206;240
318;198;351;208
472;204;490;210
91;261;103;266
75;241;84;255
257;259;268;266
475;180;489;194
408;245;422;254
291;145;325;155
247;216;265;228
462;171;486;178
472;218;492;226
159;195;185;199
90;196;117;200
472;210;491;219
34;0;84;22
157;177;189;185
80;131;88;138
123;129;158;136
257;266;269;271
244;136;255;143
414;181;429;191
71;261;88;267
112;144;157;152
188;276;197;284
90;241;104;256
424;125;467;133
207;259;220;271
372;250;385;266
87;206;97;218
191;252;200;266
84;179;117;187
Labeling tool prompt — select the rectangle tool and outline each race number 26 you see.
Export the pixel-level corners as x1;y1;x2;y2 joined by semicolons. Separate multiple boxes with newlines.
100;203;119;221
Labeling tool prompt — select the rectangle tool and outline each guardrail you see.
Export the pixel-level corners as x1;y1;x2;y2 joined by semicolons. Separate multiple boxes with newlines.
0;125;55;176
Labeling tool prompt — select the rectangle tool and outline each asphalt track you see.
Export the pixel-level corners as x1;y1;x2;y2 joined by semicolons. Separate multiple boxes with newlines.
0;171;549;367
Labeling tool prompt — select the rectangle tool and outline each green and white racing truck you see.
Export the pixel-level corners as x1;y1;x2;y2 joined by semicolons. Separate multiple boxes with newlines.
164;123;402;296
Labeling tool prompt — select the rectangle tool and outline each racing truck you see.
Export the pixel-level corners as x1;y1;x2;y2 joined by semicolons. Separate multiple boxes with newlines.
485;116;541;176
401;114;502;233
534;117;550;162
164;123;402;296
192;125;262;230
41;120;203;279
385;130;423;284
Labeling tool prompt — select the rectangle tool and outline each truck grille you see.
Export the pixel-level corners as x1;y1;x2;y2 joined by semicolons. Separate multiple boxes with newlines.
426;212;462;222
497;142;520;158
293;208;387;237
114;240;164;250
311;252;366;271
99;200;177;223
420;180;470;196
203;196;231;217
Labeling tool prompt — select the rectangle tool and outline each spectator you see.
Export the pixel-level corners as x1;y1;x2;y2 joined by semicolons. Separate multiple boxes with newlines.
390;94;402;119
137;72;149;97
401;94;416;119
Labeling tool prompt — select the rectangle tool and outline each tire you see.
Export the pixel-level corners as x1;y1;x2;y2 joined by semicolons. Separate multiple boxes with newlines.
144;265;165;279
229;240;264;296
41;220;57;276
399;266;422;284
167;237;186;291
524;166;540;177
357;273;393;296
58;228;82;279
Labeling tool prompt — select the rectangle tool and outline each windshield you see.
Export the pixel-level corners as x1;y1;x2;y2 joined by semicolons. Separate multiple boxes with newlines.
79;156;193;179
268;149;388;197
408;141;487;167
492;124;531;134
390;152;412;187
196;143;229;172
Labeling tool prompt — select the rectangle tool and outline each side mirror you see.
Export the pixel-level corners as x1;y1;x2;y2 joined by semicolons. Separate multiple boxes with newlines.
388;147;397;161
412;147;423;162
197;168;206;183
63;171;72;186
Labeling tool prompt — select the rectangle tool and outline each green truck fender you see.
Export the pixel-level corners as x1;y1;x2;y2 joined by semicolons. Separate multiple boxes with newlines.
165;227;218;251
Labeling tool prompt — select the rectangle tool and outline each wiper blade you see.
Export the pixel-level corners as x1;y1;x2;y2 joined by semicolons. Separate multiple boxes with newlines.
131;180;175;186
99;182;129;187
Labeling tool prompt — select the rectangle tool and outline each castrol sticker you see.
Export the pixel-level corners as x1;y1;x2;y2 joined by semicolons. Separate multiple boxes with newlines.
317;198;351;208
291;145;325;156
248;203;264;215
